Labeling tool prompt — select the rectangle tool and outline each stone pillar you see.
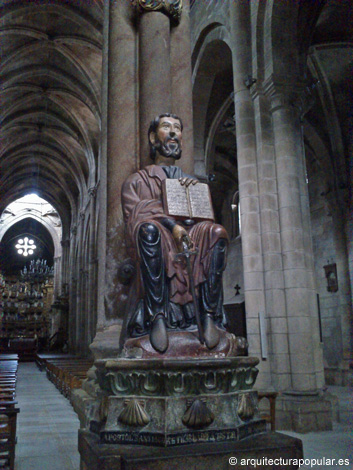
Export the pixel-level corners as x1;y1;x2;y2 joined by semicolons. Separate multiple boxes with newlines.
170;0;193;174
343;138;353;385
139;10;171;167
229;1;331;432
77;212;86;356
138;0;193;171
68;225;77;352
229;0;272;390
60;239;70;295
260;82;331;432
88;186;97;347
264;83;323;393
92;0;138;359
53;256;61;299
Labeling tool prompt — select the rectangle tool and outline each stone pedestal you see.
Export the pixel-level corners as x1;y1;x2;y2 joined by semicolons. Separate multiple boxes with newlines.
93;357;265;446
76;356;303;468
79;429;303;470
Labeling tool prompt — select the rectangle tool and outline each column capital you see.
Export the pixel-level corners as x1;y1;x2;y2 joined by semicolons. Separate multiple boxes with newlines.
259;75;315;118
132;0;183;22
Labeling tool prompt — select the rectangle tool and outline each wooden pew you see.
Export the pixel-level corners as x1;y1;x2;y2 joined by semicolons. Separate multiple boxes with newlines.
0;355;19;470
0;401;19;470
35;353;76;371
44;357;93;402
258;391;278;431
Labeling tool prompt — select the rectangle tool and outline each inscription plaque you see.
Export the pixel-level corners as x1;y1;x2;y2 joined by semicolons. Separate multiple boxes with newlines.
162;179;214;221
100;420;266;447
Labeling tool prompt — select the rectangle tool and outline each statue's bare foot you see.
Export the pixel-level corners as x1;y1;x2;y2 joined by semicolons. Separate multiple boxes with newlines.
150;314;168;353
203;314;220;349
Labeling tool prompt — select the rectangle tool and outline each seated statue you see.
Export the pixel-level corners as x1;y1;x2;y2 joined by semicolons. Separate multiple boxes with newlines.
121;114;229;353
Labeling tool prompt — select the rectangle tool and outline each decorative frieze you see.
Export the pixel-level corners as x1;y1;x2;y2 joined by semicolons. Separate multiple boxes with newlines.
95;357;259;397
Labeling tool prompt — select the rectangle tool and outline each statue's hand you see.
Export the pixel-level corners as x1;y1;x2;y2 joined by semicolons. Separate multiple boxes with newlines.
172;224;193;252
178;177;198;187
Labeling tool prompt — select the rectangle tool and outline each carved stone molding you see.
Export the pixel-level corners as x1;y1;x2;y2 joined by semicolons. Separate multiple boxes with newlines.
133;0;183;22
71;226;77;236
95;357;259;398
260;75;315;118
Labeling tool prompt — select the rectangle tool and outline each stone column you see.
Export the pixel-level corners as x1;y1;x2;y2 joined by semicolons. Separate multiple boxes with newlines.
346;200;353;370
68;225;77;352
264;83;323;393
92;0;138;358
60;239;70;295
138;0;193;171
88;186;97;347
53;256;61;299
139;10;171;167
170;0;193;174
76;212;86;356
266;83;333;431
229;0;272;390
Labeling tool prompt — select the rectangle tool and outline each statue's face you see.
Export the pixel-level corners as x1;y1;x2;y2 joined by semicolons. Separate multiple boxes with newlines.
151;117;182;160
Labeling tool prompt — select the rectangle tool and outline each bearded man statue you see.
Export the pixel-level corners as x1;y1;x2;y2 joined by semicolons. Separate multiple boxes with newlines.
121;114;229;353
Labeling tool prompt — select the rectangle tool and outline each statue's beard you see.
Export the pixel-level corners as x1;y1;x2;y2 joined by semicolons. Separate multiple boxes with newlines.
155;136;182;160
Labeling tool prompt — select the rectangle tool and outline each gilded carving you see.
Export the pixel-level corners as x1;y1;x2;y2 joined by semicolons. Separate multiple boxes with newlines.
182;398;214;429
134;0;183;22
118;399;150;427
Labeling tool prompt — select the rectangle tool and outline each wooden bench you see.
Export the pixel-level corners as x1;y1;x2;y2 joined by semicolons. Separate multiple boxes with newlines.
0;401;19;470
44;358;93;402
56;362;92;399
0;355;19;470
258;391;278;431
35;353;76;371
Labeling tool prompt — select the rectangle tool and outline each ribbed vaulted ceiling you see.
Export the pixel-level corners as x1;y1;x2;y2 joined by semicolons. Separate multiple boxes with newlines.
0;0;103;233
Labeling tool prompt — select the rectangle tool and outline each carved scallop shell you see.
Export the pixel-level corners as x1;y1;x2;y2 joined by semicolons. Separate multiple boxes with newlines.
118;399;150;427
182;399;214;429
237;393;255;421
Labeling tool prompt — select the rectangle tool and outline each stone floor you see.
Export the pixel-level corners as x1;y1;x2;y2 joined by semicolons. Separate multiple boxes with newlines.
14;362;80;470
13;363;353;470
283;386;353;470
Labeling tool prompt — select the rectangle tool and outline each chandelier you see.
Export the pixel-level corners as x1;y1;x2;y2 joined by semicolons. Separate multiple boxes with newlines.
20;259;54;284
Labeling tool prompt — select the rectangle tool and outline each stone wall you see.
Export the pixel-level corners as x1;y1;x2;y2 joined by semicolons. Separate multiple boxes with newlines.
223;238;244;306
308;174;340;366
308;162;352;385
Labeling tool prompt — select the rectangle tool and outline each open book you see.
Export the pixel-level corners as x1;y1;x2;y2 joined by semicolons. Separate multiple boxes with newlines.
162;179;215;221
